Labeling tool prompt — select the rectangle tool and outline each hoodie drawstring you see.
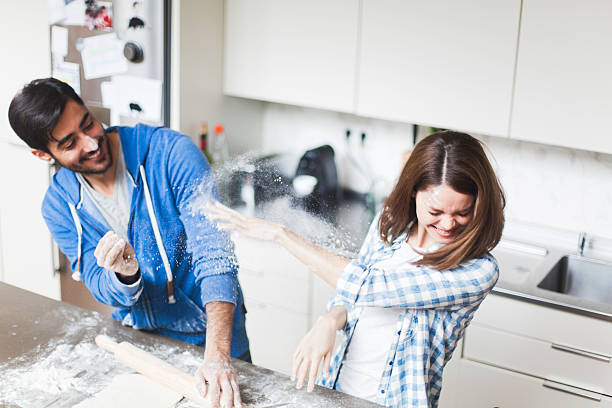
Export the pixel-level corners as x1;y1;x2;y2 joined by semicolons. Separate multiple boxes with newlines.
68;203;82;281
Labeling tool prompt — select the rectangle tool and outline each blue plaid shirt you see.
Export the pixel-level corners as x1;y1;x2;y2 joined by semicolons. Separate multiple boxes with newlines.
319;216;499;407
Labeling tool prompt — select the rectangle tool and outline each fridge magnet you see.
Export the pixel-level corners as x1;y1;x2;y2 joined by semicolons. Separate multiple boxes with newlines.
85;0;113;30
128;1;145;29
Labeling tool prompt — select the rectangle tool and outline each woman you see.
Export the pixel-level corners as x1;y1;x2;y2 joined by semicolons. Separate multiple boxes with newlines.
207;131;505;407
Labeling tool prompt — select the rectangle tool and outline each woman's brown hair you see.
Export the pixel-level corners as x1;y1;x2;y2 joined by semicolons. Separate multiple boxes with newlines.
379;130;505;270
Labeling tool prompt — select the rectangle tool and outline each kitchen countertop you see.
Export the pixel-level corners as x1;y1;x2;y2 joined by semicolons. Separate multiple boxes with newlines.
242;195;612;323
491;242;612;322
0;282;381;408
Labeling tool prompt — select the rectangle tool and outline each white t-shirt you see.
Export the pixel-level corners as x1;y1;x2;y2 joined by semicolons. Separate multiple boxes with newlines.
76;141;132;241
336;240;424;402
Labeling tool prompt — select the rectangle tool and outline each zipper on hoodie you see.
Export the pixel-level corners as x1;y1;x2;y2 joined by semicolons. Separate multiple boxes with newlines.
125;171;154;328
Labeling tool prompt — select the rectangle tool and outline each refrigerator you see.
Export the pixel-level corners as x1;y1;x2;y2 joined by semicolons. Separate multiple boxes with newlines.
47;0;171;313
49;0;171;127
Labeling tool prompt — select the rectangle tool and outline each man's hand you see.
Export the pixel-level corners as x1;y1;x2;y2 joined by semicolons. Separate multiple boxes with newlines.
94;231;139;277
196;301;241;408
196;351;242;408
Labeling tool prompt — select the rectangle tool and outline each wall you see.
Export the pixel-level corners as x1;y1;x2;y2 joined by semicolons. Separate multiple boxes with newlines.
0;2;50;145
258;102;612;241
0;1;59;297
178;0;264;153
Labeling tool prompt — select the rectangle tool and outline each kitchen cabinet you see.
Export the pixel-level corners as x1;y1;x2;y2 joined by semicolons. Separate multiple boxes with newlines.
233;234;339;374
356;0;520;137
234;235;313;374
0;142;60;300
447;293;612;405
456;359;612;408
510;0;612;154
224;0;360;113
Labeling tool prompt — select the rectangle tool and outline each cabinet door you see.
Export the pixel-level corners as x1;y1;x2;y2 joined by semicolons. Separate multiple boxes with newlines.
224;0;359;112
357;0;520;137
0;142;59;299
456;359;612;408
510;0;612;153
244;297;309;375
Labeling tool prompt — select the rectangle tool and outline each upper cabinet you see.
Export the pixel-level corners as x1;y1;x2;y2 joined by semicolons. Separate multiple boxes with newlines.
510;0;612;153
224;0;360;113
356;0;521;137
224;0;612;154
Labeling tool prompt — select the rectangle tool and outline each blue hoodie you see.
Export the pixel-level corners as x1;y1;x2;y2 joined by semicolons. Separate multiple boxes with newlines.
42;124;248;357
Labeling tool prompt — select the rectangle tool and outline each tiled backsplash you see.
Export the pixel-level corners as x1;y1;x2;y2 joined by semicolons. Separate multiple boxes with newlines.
259;103;612;242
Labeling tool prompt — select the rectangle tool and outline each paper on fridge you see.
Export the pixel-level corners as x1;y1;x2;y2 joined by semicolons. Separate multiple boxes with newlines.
80;33;127;80
52;61;81;96
47;0;66;24
48;0;86;26
51;25;69;57
101;76;162;123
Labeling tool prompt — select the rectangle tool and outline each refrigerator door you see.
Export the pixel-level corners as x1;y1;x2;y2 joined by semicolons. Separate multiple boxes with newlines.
50;0;170;127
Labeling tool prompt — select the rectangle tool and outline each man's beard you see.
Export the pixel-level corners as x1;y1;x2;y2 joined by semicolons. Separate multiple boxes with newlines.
53;132;113;175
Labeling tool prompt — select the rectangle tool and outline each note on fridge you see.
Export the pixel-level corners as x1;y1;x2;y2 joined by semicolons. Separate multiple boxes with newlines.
51;25;69;57
80;33;127;80
105;76;163;123
52;61;81;96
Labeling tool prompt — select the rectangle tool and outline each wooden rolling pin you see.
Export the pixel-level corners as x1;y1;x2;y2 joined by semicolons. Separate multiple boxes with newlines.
95;335;210;407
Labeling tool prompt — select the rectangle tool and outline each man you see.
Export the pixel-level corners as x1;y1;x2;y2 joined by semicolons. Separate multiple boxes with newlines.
9;78;247;408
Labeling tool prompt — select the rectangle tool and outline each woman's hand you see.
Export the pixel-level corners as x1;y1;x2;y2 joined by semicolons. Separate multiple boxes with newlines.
292;306;347;392
205;201;284;242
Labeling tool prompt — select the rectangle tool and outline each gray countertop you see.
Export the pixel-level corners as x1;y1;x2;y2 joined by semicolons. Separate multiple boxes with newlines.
0;282;381;408
244;196;612;323
491;242;612;322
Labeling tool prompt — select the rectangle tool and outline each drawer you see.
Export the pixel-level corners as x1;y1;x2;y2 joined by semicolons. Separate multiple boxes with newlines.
234;234;310;281
455;359;612;408
240;266;309;314
473;294;612;356
244;297;309;375
464;323;612;396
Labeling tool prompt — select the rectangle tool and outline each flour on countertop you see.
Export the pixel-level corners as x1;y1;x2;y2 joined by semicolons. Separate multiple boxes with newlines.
0;308;202;408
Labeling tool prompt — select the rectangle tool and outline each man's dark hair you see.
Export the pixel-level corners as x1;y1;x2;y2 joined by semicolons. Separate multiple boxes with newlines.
8;78;85;153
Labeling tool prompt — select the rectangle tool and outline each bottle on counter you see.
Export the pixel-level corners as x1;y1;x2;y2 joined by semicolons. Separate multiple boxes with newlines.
199;122;213;164
211;124;230;164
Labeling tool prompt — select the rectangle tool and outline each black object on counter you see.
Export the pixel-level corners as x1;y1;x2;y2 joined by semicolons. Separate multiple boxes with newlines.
294;145;340;223
222;154;294;209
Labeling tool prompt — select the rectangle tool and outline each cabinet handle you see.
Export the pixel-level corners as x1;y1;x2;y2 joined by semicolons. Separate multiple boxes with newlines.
551;343;611;363
542;380;601;401
51;238;60;275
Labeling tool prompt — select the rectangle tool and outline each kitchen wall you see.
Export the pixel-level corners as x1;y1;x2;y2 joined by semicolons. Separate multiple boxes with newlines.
178;1;612;244
257;102;612;241
177;0;265;153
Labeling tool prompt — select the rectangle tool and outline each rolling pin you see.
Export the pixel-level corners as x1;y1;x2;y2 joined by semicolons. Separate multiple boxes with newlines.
95;335;210;406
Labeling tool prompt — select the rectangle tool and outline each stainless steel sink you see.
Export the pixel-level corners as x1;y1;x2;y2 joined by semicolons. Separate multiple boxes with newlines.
537;255;612;306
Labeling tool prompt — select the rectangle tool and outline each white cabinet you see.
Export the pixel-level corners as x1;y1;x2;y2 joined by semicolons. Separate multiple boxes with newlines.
356;0;521;137
234;235;312;374
233;234;340;374
224;0;360;113
456;359;612;408
0;142;59;299
510;0;612;153
448;293;612;405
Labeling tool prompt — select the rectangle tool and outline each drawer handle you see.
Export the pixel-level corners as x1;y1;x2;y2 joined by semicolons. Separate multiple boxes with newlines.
551;343;611;363
542;380;601;402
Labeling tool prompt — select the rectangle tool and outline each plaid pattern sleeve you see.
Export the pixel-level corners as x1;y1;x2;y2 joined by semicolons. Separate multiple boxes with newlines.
336;255;499;310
